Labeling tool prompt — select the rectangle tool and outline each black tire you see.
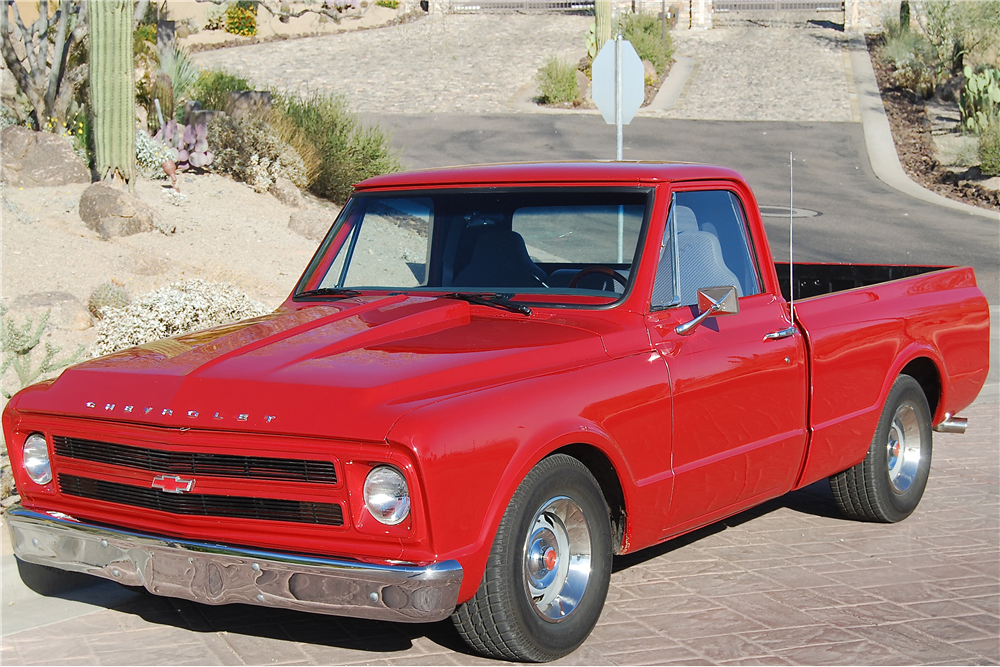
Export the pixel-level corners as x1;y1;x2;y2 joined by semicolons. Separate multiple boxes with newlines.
452;454;612;662
830;374;933;523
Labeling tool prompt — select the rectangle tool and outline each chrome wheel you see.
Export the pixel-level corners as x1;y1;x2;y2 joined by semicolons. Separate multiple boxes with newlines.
523;496;592;622
886;402;922;493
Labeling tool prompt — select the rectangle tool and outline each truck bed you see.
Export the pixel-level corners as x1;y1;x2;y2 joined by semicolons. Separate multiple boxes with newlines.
775;262;945;301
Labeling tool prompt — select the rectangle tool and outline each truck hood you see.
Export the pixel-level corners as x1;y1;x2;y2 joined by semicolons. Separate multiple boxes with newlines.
14;296;608;441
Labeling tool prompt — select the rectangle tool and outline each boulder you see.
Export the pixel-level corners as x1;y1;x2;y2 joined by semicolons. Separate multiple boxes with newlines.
576;70;591;102
79;183;158;239
0;126;90;188
9;291;92;331
225;91;273;121
288;209;334;241
642;59;658;83
269;177;303;208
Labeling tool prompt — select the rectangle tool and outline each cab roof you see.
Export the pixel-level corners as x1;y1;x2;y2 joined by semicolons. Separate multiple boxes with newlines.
354;161;746;191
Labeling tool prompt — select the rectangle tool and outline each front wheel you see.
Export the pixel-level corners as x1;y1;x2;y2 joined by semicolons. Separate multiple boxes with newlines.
452;454;612;662
830;374;933;523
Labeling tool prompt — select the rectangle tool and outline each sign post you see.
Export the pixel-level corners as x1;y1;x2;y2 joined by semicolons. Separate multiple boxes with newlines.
591;35;644;260
591;35;644;162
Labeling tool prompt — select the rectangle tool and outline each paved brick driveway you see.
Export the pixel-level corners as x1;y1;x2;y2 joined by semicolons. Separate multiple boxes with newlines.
2;395;996;665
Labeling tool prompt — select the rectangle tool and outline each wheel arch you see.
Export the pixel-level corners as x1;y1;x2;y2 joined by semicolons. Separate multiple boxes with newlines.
551;443;628;555
898;356;941;419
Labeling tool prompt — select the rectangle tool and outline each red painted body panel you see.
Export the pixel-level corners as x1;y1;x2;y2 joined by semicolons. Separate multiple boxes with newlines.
3;162;990;611
792;267;990;488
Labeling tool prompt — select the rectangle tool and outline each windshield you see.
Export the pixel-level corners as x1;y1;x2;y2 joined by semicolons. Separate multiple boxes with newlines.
296;188;652;307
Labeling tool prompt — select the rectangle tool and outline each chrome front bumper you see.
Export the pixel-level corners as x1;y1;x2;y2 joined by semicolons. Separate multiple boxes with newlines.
5;504;462;623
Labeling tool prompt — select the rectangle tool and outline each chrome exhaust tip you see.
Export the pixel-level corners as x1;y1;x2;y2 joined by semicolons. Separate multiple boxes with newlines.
933;414;968;434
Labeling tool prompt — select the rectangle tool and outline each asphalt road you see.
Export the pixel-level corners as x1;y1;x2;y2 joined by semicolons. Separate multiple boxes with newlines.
365;114;1000;302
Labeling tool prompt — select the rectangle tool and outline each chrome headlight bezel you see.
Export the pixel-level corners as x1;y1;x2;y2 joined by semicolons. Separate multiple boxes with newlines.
22;432;52;485
363;465;410;526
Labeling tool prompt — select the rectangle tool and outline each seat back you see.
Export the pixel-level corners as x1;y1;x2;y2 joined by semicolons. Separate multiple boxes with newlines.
452;229;548;288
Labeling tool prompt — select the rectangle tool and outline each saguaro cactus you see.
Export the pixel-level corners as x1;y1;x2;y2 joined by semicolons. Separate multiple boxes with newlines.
595;0;612;54
89;0;135;187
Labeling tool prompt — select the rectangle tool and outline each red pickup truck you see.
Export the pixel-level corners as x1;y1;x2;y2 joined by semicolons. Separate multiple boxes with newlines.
4;162;990;661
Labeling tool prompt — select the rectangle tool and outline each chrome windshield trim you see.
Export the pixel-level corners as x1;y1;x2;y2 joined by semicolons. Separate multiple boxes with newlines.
6;504;462;623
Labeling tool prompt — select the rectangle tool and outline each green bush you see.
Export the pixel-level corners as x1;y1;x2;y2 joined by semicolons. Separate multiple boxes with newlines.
879;26;938;95
979;120;1000;175
225;4;257;36
375;0;399;7
535;57;579;105
277;92;399;203
619;12;673;76
189;70;252;111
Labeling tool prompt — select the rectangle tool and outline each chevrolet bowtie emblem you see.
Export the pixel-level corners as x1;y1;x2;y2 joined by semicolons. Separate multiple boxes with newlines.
151;475;195;494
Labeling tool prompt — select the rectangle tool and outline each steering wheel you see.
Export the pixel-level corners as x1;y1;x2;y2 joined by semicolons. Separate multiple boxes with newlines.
568;266;628;289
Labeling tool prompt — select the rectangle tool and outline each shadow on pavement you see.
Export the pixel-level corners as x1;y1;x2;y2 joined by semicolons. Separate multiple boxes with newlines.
612;478;841;573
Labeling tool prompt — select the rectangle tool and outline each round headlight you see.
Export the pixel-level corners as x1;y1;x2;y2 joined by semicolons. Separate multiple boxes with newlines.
23;433;52;485
363;466;410;525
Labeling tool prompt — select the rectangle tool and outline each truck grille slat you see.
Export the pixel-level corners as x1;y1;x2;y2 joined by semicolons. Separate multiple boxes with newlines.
53;436;337;484
58;474;344;526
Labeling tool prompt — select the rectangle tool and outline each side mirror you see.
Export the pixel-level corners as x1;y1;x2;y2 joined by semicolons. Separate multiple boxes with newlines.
675;286;739;336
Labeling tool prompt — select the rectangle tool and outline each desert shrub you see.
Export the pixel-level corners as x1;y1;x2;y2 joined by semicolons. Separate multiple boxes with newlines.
1;305;84;399
135;129;172;177
90;280;269;357
158;44;201;112
536;57;579;104
375;0;399;7
205;3;228;30
619;12;673;76
225;4;257;36
189;70;253;111
916;0;1000;76
979;120;1000;175
879;23;938;95
209;114;309;191
277;91;400;203
88;280;132;320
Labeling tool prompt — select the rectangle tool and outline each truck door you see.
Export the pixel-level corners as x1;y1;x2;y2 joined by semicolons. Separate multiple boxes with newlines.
644;186;809;536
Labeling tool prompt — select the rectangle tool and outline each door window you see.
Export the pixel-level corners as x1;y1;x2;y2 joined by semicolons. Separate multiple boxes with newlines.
652;190;762;308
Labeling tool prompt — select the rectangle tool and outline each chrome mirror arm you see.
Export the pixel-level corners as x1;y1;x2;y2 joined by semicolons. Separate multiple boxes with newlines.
673;286;740;336
675;302;721;335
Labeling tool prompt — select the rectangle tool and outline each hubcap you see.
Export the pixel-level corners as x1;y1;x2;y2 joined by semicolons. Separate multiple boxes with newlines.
886;402;922;493
523;496;592;622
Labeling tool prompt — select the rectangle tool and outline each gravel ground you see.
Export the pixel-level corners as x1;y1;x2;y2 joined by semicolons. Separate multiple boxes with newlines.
193;16;854;123
654;27;853;122
193;14;592;114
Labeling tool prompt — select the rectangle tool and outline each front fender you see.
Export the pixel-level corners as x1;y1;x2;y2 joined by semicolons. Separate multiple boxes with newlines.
387;352;671;603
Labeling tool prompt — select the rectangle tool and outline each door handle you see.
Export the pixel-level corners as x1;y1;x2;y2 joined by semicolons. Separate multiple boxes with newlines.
764;326;797;341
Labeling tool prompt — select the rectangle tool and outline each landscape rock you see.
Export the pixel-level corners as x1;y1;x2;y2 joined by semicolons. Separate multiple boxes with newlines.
269;177;303;208
288;209;334;241
642;59;657;82
576;71;591;101
79;183;159;238
0;126;90;188
9;291;93;331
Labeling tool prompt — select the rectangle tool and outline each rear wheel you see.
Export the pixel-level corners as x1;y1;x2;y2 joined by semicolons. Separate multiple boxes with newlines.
452;454;612;662
830;374;933;523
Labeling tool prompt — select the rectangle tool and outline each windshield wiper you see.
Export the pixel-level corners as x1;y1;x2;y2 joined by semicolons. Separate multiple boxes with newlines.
297;288;362;299
442;293;532;316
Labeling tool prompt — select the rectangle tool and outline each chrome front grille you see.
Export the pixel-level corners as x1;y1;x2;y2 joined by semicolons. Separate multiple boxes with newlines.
53;435;337;484
59;474;344;526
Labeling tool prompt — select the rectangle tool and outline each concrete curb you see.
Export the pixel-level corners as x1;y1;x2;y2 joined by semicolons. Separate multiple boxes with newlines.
507;54;695;116
848;33;999;222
